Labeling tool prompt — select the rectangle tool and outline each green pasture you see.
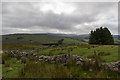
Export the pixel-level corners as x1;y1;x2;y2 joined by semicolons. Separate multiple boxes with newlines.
37;45;119;62
63;39;87;44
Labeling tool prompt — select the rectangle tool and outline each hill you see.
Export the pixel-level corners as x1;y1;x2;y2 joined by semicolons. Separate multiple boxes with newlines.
2;33;120;45
2;33;87;45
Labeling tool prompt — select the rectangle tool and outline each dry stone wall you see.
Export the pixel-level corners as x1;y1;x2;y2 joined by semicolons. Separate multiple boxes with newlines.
5;50;120;72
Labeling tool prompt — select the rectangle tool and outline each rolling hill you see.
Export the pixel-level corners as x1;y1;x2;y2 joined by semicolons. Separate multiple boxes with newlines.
2;33;87;45
2;33;120;45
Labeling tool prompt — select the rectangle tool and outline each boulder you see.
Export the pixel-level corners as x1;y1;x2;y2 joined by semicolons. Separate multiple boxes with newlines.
39;59;43;61
76;61;82;66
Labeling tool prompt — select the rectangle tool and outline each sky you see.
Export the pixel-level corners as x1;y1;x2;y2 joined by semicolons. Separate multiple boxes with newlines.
2;1;118;35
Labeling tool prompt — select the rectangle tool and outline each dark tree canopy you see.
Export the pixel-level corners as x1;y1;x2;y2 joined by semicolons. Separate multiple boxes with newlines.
58;39;64;45
89;27;114;45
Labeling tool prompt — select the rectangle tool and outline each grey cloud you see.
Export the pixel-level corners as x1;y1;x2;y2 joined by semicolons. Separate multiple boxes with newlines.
2;2;118;35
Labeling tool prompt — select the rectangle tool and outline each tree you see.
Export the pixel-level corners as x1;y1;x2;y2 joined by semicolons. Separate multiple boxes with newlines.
89;27;114;45
58;39;64;45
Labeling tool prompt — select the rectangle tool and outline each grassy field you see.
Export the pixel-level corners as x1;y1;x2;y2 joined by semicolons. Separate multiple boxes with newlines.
2;44;45;50
2;58;25;78
37;45;118;63
63;39;87;44
2;52;120;78
2;43;119;78
2;34;88;45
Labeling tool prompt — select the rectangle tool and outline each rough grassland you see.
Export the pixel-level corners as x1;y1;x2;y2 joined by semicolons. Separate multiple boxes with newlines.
2;55;120;78
2;44;119;78
37;45;118;63
2;34;87;45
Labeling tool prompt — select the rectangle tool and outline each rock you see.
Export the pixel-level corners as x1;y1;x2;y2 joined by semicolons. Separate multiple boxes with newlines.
39;59;43;61
72;55;78;60
51;57;55;61
44;56;48;59
9;51;15;57
89;69;93;72
113;67;118;71
76;57;83;62
76;61;82;66
33;53;37;56
45;59;49;62
39;55;44;59
89;59;92;61
35;56;38;58
101;61;120;72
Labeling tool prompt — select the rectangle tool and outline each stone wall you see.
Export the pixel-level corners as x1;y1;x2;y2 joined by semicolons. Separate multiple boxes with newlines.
4;50;120;72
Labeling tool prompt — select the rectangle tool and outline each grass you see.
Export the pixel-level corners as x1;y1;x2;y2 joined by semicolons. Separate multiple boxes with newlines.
37;45;118;62
70;45;118;62
2;34;62;44
2;58;24;78
2;56;120;78
63;39;87;44
2;44;119;78
2;53;24;78
2;44;45;50
2;34;88;45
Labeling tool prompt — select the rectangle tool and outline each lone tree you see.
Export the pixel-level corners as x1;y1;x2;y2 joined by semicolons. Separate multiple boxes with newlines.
58;39;64;45
89;27;114;45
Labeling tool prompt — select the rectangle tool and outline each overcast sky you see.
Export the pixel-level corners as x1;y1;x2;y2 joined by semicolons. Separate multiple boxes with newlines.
2;2;118;35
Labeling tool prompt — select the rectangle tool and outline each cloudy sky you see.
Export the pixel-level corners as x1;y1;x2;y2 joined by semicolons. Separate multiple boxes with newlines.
2;1;118;35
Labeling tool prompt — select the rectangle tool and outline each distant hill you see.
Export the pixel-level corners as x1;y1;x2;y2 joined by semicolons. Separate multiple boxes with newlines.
113;35;120;44
2;33;87;45
2;33;120;45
